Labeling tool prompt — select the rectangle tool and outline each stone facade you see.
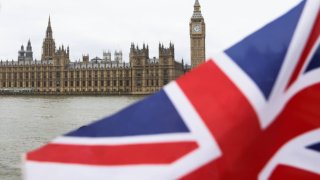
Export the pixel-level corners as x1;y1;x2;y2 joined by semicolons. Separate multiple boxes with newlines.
0;18;184;95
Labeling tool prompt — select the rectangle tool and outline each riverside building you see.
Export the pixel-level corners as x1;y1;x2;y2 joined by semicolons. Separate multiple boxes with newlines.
0;0;205;95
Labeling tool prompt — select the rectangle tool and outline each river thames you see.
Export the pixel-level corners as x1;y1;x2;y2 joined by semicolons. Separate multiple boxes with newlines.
0;95;142;180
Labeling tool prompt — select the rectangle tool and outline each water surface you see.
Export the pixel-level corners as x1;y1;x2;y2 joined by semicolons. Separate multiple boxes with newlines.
0;95;142;180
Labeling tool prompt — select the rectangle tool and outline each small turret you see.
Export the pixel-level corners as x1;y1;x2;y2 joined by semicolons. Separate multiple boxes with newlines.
130;43;149;58
159;43;174;57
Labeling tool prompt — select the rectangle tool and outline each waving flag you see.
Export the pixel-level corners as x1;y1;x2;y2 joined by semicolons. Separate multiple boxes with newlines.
24;0;320;179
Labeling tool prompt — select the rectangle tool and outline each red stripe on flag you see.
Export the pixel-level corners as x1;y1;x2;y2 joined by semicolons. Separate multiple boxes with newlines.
27;141;198;165
177;60;261;179
270;165;320;180
287;11;320;89
232;83;320;179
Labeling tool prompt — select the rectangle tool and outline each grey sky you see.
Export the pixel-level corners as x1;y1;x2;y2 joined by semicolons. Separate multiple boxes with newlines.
0;0;300;64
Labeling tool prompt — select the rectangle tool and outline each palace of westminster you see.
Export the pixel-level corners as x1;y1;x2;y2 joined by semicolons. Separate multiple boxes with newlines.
0;0;206;95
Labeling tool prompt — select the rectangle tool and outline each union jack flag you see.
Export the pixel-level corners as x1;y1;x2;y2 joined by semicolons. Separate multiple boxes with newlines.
24;0;320;179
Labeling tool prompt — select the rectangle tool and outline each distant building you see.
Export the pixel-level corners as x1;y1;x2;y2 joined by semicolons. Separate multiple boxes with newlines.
0;19;184;95
0;0;205;95
18;40;33;62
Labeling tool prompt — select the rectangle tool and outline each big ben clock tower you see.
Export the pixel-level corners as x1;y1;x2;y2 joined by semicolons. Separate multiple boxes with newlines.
190;0;206;68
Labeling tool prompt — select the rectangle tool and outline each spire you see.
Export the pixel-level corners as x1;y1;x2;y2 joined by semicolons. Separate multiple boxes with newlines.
46;16;53;38
192;0;203;19
48;15;51;27
27;39;32;51
194;0;200;11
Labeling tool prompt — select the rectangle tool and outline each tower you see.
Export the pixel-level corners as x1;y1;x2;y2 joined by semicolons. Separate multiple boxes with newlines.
190;0;206;68
41;16;56;60
103;50;112;62
18;44;26;61
25;39;33;61
114;50;123;63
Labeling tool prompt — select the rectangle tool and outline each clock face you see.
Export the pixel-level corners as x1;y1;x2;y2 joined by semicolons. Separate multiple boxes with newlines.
193;25;201;33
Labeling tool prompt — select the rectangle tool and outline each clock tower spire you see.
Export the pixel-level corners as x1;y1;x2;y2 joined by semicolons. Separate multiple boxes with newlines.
190;0;206;69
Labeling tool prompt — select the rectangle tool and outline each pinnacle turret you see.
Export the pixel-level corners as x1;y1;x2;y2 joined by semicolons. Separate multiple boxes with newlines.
46;16;53;38
192;0;203;19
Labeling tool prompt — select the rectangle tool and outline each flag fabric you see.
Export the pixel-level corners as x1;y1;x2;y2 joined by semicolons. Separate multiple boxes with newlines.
24;0;320;179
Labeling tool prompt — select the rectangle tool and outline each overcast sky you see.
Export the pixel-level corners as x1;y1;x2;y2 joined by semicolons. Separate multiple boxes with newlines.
0;0;301;64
